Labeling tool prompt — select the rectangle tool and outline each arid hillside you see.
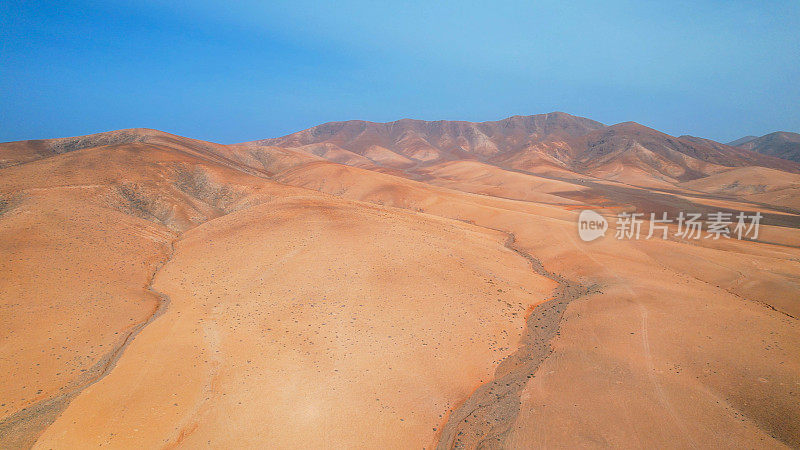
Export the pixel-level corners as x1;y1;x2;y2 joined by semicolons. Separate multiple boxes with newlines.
730;131;800;163
1;117;799;449
248;113;800;188
251;112;605;163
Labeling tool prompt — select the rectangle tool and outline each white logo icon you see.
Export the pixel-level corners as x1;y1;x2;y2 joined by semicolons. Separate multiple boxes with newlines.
578;210;607;242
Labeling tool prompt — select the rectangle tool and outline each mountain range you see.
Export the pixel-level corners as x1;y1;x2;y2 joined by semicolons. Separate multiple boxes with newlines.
248;113;800;187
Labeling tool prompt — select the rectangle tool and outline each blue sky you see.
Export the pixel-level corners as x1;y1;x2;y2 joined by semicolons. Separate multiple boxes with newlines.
1;0;798;143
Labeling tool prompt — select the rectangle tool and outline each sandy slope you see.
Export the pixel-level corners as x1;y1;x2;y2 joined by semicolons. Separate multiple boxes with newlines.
0;186;170;448
33;195;555;448
501;227;799;448
680;167;800;210
262;153;800;448
0;138;311;446
415;160;585;205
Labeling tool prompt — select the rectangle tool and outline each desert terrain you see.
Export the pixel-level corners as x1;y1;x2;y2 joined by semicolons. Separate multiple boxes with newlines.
1;113;799;449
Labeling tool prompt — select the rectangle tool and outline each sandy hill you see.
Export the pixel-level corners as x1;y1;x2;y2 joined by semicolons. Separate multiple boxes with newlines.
679;166;800;210
0;128;164;168
681;166;800;194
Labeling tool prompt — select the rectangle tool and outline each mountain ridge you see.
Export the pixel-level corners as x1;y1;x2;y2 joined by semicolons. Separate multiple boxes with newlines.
244;112;800;182
730;131;800;163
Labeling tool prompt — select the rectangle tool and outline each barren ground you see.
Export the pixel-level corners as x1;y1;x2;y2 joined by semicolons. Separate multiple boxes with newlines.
1;130;798;448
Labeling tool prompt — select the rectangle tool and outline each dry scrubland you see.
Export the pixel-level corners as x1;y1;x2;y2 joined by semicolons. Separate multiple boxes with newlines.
1;114;799;448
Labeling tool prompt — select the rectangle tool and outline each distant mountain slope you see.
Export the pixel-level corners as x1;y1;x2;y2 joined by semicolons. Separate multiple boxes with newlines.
248;112;606;164
726;135;759;147
251;113;800;186
731;131;800;163
676;134;797;170
567;127;800;187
